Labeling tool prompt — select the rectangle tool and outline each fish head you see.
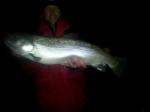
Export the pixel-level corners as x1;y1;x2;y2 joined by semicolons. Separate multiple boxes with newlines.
5;34;35;56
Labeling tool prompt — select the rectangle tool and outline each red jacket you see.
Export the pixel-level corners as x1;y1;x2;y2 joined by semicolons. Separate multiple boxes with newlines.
38;18;69;37
23;18;88;112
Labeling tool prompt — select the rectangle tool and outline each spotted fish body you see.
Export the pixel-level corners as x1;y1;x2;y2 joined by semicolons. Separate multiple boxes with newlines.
5;34;125;76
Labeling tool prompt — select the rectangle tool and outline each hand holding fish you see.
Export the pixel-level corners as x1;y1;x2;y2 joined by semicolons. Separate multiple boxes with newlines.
64;55;87;68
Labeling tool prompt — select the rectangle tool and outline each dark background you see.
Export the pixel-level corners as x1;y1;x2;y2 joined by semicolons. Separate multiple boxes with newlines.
0;0;145;112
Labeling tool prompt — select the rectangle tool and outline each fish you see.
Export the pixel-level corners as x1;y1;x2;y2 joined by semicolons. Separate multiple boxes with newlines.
5;33;126;76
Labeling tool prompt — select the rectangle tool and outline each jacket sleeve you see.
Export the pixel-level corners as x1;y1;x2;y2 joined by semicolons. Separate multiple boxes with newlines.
56;19;70;37
38;21;52;37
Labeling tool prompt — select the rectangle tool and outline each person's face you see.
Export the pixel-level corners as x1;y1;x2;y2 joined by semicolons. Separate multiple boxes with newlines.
44;7;61;24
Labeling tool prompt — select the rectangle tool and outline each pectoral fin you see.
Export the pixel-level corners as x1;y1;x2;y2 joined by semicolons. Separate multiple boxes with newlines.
29;53;41;61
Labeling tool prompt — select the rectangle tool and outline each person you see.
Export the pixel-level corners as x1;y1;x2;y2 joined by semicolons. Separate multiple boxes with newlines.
37;4;79;39
38;5;69;37
22;4;89;112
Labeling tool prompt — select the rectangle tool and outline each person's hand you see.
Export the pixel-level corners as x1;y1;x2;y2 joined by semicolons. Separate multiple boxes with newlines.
64;55;87;68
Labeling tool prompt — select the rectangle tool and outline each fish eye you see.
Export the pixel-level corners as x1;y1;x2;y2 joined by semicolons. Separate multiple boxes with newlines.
22;44;33;52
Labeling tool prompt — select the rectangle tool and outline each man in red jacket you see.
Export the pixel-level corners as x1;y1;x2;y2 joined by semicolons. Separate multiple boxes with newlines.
38;5;69;37
23;5;89;112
